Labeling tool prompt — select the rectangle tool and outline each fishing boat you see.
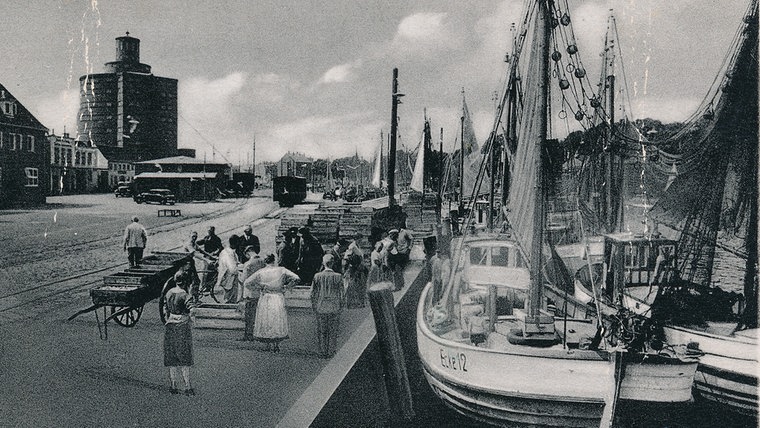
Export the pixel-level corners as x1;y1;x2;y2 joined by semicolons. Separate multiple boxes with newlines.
416;2;702;426
650;0;759;416
417;0;619;420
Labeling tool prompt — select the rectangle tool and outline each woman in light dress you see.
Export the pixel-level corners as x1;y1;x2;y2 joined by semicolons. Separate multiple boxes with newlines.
245;254;300;352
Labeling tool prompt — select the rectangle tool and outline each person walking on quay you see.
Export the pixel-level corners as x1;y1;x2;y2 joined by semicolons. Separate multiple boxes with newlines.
248;254;300;351
344;251;368;309
311;254;345;357
123;216;147;267
367;241;387;286
277;227;299;272
240;245;266;341
342;232;365;270
384;229;404;291
237;225;260;263
163;270;197;395
216;235;241;303
296;227;324;284
396;226;414;270
328;238;348;274
184;231;199;253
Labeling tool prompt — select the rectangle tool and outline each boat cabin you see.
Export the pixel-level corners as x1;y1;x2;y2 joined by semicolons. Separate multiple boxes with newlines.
461;238;530;315
604;232;677;300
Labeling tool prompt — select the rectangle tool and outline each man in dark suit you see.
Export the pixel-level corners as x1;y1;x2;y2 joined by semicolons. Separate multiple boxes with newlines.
237;225;260;263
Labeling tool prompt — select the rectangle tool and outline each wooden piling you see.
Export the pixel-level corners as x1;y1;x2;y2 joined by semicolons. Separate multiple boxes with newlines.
487;284;497;332
368;282;414;422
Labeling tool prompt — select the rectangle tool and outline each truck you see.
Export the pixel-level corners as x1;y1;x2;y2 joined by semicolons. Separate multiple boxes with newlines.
272;176;307;207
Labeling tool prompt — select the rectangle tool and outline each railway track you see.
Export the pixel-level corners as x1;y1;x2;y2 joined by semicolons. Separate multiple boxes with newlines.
0;201;287;321
1;198;252;269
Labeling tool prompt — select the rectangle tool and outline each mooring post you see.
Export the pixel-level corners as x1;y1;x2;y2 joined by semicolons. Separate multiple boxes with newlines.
488;284;498;332
368;282;414;422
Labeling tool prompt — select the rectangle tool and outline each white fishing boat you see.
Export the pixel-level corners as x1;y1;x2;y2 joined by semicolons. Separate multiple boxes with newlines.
416;1;701;425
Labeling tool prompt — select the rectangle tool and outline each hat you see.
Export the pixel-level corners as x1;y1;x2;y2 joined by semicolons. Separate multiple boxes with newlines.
299;226;310;234
388;229;399;235
244;245;257;254
173;270;187;286
322;254;334;265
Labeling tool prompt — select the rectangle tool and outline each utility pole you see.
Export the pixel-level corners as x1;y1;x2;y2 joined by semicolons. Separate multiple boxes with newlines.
388;68;404;206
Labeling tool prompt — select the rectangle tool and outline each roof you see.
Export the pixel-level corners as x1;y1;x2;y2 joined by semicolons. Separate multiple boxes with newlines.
280;152;313;163
134;172;218;179
0;83;48;131
136;156;226;166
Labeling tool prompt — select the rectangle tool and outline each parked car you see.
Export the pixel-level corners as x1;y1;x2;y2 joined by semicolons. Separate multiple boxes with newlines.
134;189;176;205
114;185;132;198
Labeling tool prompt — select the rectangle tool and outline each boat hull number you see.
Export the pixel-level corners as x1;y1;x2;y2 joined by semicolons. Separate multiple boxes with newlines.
440;348;468;372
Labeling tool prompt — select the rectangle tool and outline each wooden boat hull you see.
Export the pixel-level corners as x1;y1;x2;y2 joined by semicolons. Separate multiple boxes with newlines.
417;283;614;427
618;353;699;402
664;325;758;415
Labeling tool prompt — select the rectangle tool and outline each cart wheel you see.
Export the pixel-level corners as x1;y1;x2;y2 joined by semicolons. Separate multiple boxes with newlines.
111;306;143;327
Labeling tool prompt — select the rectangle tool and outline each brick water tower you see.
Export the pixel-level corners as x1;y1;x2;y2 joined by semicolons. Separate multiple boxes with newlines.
77;33;178;161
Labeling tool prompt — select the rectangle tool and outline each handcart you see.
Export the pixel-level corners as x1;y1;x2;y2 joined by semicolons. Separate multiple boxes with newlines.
68;252;193;338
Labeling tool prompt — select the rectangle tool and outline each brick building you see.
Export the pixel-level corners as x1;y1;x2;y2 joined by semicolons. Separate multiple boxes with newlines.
0;84;49;208
277;152;313;177
77;33;178;162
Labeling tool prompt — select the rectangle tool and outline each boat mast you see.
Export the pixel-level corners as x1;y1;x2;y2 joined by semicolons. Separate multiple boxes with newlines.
459;89;465;207
380;130;384;186
528;0;551;321
389;68;402;206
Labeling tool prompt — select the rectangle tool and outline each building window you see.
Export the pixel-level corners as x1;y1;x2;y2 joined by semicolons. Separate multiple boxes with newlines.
2;101;17;117
24;167;39;187
87;153;93;165
0;131;3;149
27;136;34;152
54;148;60;164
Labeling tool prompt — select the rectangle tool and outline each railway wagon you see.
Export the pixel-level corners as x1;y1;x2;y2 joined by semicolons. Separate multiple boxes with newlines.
273;176;307;207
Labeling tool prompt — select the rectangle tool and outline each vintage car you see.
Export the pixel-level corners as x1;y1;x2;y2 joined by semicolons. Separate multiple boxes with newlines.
134;189;176;205
114;185;132;198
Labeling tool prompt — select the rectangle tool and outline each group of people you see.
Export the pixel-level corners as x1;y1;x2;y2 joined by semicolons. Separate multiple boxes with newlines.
139;214;418;394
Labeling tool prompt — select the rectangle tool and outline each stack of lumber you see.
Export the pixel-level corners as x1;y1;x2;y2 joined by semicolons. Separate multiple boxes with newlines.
338;206;374;253
310;211;341;246
276;212;311;244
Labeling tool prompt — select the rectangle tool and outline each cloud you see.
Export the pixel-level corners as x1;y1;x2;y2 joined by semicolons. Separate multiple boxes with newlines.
390;12;456;54
250;73;301;103
33;89;79;135
178;72;250;162
320;62;358;84
397;12;447;41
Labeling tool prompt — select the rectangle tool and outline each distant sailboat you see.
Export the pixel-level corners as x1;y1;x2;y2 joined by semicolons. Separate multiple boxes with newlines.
371;136;383;188
410;137;425;192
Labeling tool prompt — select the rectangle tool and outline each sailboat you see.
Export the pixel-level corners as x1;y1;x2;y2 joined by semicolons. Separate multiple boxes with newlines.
418;2;621;427
416;2;702;426
651;0;759;416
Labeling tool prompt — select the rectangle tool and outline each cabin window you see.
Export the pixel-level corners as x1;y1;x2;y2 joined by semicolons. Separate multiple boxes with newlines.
24;167;39;187
491;247;510;267
469;247;488;266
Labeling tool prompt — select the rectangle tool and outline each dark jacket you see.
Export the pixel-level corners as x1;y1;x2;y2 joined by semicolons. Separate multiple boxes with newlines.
237;232;261;262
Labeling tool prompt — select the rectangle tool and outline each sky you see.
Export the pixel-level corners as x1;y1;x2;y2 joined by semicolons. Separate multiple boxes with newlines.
0;0;750;166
